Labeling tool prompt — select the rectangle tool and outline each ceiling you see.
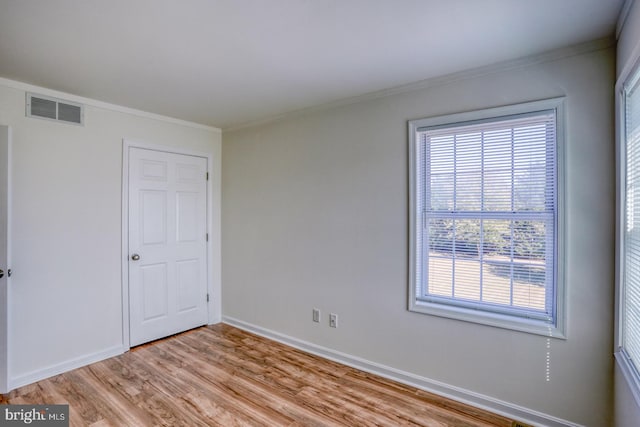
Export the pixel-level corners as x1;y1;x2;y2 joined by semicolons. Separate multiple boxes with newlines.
0;0;626;130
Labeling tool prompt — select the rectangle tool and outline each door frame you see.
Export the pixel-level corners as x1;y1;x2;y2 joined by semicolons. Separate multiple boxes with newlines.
0;125;11;393
121;138;220;351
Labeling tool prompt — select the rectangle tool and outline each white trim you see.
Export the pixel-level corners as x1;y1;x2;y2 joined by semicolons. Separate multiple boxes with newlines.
9;345;123;391
407;97;567;339
223;316;583;427
615;68;626;360
121;139;221;351
121;143;131;350
617;33;640;91
5;126;11;395
0;77;220;133
207;142;223;325
617;0;636;40
225;37;612;133
0;125;10;394
615;42;640;410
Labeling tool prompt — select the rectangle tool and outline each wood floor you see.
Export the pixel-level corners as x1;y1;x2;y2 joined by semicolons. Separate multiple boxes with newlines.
2;324;514;426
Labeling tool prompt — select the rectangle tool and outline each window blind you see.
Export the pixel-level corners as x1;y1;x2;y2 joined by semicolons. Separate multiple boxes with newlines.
623;71;640;377
417;110;557;322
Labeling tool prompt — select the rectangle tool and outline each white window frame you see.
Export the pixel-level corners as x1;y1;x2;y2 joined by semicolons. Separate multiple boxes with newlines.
616;52;640;407
408;98;566;338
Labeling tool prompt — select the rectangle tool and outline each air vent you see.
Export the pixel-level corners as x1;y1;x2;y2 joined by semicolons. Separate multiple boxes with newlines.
26;93;84;125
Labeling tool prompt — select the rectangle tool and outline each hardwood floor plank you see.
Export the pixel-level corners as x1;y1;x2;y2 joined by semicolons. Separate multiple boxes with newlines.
142;344;297;426
338;371;498;427
167;339;345;427
2;324;514;426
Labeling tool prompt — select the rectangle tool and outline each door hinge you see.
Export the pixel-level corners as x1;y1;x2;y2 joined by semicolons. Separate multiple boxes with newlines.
206;293;210;302
206;233;209;242
206;172;209;181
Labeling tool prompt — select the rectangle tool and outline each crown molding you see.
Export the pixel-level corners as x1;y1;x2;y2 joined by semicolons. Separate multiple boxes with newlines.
224;37;615;134
0;77;221;133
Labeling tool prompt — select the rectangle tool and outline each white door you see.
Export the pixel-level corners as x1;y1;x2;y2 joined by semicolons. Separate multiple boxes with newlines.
128;147;208;347
0;126;9;392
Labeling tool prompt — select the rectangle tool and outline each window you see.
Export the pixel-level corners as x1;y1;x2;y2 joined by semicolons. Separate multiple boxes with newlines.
409;98;565;337
618;63;640;403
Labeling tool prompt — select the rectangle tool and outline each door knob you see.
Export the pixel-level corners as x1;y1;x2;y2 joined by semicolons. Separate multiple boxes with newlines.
131;254;140;261
0;269;3;278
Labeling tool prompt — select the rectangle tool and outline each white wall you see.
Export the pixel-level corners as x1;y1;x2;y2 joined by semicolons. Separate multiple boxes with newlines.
222;46;615;425
0;80;221;387
615;0;640;425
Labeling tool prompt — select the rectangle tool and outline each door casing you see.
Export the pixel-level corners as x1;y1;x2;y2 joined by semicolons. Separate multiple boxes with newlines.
0;125;10;393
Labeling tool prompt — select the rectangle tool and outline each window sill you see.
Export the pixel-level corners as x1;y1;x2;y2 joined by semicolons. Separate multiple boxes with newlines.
409;299;566;339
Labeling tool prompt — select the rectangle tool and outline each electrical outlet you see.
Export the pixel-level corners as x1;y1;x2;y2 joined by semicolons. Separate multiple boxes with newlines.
312;308;320;323
329;313;338;328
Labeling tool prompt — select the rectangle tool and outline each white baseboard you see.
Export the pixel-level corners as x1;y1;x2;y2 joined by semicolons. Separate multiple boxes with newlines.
9;345;125;391
223;316;583;427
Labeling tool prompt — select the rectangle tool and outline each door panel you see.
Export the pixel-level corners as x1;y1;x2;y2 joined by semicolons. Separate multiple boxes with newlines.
176;163;200;182
129;147;208;346
177;259;199;312
140;159;168;181
141;190;167;244
177;191;199;242
141;263;168;321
